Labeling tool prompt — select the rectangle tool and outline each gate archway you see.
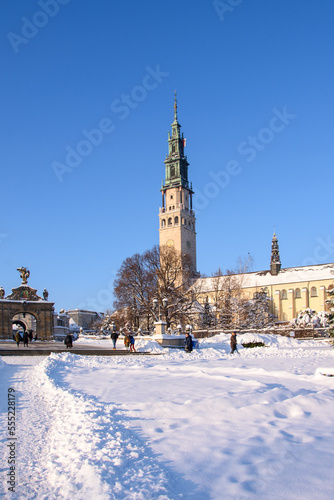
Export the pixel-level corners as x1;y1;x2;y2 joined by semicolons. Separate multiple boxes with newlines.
0;269;54;340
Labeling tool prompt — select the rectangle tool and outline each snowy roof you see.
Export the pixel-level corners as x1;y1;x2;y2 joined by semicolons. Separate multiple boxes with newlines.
194;263;334;292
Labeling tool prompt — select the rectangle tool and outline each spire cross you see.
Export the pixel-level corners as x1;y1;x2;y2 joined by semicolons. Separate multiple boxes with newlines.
174;90;178;121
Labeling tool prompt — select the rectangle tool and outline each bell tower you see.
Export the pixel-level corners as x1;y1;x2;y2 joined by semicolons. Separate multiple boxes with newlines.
159;93;197;271
270;232;281;275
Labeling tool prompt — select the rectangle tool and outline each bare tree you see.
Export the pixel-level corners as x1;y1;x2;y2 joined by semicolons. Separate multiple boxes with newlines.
113;245;202;330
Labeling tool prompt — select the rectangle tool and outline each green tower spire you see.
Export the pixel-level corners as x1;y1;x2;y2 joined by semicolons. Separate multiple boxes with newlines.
162;93;192;192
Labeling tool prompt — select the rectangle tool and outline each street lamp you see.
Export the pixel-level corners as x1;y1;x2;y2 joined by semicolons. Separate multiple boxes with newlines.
153;298;168;322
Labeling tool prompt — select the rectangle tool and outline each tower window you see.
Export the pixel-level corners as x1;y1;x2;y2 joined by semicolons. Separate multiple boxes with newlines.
170;195;173;200
161;219;166;228
172;144;175;153
168;218;172;226
174;216;179;225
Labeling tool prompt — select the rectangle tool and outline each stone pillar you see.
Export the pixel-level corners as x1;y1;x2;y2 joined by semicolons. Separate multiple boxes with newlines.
302;288;309;309
154;320;167;336
320;286;326;311
288;289;295;320
275;290;281;321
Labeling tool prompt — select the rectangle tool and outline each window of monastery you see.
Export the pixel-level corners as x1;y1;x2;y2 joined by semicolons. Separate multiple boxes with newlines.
174;216;179;225
295;288;301;299
168;218;172;226
310;286;318;297
161;219;165;228
170;195;173;199
281;289;287;300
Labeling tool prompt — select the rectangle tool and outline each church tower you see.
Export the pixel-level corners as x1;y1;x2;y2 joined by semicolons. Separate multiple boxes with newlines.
159;93;197;271
270;232;281;275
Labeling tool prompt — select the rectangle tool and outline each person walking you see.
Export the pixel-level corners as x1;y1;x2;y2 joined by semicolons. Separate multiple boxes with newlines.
23;331;29;347
64;333;73;348
15;331;21;347
185;332;193;353
230;332;238;354
110;330;119;350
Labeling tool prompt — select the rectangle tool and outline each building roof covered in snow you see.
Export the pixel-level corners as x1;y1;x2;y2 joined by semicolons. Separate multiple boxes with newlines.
193;263;334;292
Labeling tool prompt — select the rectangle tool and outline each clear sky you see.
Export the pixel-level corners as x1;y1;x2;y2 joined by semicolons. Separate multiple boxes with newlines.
1;0;334;313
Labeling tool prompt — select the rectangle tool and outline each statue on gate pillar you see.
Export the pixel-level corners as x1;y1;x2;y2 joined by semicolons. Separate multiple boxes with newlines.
17;267;30;285
0;286;4;298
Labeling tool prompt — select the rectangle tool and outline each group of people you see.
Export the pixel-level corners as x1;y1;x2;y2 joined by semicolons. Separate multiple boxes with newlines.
110;325;136;352
14;330;35;347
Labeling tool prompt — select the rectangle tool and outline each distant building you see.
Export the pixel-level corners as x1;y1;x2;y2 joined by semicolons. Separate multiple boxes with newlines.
65;309;103;329
53;310;71;339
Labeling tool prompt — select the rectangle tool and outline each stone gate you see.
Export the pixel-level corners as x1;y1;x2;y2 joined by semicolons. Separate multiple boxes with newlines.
0;268;54;340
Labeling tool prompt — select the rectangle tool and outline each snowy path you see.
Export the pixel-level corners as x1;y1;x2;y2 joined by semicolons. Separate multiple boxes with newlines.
0;356;207;499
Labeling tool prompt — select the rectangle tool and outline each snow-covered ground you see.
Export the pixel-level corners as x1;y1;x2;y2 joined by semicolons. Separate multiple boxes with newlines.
1;334;334;499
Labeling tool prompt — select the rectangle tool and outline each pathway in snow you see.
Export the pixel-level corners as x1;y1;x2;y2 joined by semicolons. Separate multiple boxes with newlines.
0;356;208;500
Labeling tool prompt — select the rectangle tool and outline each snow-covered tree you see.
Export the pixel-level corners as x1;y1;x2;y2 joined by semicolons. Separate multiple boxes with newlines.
199;296;215;329
243;288;276;329
291;308;329;329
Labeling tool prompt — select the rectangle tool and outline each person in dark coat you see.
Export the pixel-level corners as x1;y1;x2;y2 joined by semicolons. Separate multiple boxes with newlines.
15;331;21;347
110;331;119;350
28;330;33;342
230;332;238;354
23;331;29;347
185;332;193;352
64;333;73;348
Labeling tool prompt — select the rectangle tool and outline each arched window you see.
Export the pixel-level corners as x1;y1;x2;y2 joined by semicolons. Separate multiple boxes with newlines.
281;289;287;300
174;216;179;225
161;219;166;228
172;144;175;153
311;286;317;297
168;217;172;226
188;221;191;228
295;288;301;298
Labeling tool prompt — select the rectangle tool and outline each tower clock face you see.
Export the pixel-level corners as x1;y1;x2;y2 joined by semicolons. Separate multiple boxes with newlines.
167;239;174;247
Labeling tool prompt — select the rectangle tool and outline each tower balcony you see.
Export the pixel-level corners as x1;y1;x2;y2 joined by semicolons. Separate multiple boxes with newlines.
159;204;194;216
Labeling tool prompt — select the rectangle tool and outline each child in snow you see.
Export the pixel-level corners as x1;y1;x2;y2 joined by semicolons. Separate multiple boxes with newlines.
129;334;136;352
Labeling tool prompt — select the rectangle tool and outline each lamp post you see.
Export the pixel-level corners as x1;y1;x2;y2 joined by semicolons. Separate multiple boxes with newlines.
162;297;168;326
153;298;168;322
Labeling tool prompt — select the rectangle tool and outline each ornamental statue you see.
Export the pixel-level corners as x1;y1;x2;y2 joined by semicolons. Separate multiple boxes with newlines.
17;267;30;285
0;286;5;298
43;288;49;301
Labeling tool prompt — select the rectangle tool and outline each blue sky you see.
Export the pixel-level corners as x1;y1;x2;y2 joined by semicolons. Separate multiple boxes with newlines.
1;0;334;312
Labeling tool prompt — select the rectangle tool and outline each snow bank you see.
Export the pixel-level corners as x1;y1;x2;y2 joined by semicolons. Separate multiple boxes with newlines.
135;337;166;353
315;366;334;377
